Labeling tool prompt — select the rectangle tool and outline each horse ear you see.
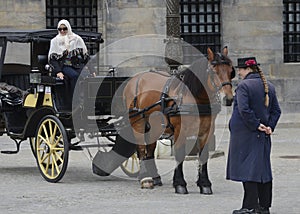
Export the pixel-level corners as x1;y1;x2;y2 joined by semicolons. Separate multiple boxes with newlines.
207;48;214;61
222;46;228;56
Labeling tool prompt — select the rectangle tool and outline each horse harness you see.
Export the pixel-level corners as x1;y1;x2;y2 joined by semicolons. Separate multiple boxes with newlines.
128;69;223;133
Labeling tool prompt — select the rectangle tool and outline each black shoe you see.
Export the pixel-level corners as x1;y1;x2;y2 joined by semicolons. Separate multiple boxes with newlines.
259;207;270;214
232;208;260;214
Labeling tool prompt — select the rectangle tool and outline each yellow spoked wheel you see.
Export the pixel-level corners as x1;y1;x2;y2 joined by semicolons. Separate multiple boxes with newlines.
120;152;140;178
35;115;69;183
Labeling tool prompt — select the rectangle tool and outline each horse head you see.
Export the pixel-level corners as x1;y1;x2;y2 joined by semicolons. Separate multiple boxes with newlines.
207;47;234;106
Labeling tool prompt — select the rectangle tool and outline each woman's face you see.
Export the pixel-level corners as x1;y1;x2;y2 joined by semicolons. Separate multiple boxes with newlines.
58;24;68;36
237;67;251;79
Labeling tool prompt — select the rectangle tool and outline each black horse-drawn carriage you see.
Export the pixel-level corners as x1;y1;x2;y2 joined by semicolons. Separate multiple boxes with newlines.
0;29;138;182
0;29;235;195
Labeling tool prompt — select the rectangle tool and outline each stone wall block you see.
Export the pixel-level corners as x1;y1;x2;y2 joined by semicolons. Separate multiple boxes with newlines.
238;6;282;21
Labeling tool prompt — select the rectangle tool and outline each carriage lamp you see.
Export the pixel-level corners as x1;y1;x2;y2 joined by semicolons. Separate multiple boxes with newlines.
30;69;41;84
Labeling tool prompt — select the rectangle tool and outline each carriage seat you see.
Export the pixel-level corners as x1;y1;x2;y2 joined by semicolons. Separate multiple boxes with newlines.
37;55;52;74
1;63;31;90
0;65;30;133
37;55;71;111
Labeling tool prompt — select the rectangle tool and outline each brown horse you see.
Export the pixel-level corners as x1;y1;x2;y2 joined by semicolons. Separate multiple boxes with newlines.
121;47;234;194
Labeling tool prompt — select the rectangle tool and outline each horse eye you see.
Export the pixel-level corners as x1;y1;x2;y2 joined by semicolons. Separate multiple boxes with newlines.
230;67;236;79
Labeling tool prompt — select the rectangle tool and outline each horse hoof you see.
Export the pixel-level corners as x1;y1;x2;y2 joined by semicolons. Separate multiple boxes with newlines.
175;185;188;194
153;176;163;186
140;177;154;189
200;186;213;195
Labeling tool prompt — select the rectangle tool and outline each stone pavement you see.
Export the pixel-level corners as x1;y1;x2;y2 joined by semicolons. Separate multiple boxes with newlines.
201;110;300;214
0;110;299;214
155;110;300;214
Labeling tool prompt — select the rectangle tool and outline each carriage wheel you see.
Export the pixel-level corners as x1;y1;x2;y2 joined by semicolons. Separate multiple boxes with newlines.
35;115;69;183
32;136;63;168
120;152;140;178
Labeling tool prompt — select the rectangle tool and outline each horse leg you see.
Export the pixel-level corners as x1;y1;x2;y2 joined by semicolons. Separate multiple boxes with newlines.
173;145;188;194
139;155;161;188
146;143;162;186
138;126;163;188
129;118;153;188
137;141;155;189
196;145;213;194
139;113;166;188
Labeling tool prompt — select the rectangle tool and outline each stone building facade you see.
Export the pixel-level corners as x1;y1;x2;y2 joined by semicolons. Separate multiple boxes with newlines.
0;0;299;112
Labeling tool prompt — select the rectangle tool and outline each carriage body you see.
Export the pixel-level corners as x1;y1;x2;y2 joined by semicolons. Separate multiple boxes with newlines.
0;29;137;182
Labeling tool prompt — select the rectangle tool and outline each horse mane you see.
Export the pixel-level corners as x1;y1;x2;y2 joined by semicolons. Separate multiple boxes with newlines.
174;57;209;100
173;51;232;100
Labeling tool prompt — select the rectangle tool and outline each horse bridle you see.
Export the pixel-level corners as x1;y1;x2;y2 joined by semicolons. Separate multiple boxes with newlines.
208;53;234;92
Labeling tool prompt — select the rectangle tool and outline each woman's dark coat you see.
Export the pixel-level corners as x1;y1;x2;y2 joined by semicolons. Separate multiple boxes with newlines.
226;72;281;183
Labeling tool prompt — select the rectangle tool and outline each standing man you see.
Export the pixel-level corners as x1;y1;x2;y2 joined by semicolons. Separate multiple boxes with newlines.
226;57;281;214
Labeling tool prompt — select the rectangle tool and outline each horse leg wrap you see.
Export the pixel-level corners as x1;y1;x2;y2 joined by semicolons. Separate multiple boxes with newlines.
145;157;162;186
138;158;159;179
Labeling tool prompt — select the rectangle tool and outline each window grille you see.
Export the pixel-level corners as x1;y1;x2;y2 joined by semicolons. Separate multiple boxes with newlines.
46;0;98;55
283;0;300;62
180;0;221;64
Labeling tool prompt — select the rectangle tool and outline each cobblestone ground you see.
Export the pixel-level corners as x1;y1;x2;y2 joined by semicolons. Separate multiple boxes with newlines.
0;121;299;213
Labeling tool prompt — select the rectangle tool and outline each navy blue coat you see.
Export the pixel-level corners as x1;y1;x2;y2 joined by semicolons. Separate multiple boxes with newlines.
226;73;281;183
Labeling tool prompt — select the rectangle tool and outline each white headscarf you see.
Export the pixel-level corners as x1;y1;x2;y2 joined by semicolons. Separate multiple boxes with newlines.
48;19;88;59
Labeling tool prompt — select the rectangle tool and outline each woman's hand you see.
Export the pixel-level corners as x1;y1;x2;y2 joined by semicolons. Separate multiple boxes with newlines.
265;127;273;135
258;123;267;132
258;123;273;135
57;72;64;80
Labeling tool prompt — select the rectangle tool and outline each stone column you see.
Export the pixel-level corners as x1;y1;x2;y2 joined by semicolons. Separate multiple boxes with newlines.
165;0;183;74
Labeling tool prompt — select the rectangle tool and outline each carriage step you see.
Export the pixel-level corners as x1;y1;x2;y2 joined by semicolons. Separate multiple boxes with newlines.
1;150;19;154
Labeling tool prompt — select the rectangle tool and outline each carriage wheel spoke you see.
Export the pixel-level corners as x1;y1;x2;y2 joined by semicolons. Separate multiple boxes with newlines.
54;151;64;163
42;124;50;143
37;135;48;146
51;153;60;176
50;123;58;144
40;152;50;163
54;135;63;147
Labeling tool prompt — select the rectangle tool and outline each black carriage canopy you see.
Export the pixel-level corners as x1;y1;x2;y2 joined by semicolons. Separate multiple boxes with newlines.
0;28;104;43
